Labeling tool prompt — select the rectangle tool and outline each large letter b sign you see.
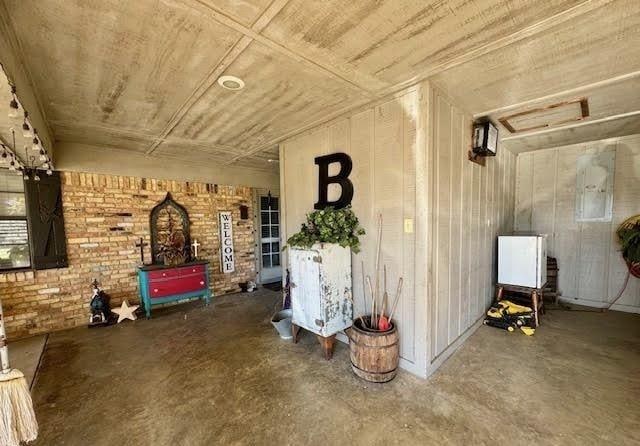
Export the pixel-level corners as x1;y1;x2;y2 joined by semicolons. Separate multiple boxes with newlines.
314;152;354;210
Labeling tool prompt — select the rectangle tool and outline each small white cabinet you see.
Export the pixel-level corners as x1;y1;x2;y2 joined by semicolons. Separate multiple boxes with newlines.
289;243;353;338
498;235;547;288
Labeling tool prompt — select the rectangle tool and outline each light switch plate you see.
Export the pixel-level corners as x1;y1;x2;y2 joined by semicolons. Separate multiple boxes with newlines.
404;218;414;233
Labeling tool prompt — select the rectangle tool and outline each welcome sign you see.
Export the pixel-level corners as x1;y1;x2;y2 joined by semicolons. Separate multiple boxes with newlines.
219;211;235;273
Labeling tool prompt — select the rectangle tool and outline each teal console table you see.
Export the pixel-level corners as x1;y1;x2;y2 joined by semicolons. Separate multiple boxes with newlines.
137;261;212;318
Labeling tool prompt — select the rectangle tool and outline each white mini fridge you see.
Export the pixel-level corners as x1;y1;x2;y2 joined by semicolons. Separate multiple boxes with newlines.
498;235;547;288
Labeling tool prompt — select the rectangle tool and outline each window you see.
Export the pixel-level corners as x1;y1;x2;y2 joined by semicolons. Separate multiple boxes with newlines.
0;171;30;269
260;196;280;268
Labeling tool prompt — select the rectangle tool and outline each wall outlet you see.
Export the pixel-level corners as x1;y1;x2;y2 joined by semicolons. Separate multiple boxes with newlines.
404;218;414;234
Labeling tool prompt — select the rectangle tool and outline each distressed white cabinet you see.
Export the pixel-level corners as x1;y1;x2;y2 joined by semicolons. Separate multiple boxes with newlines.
289;243;353;339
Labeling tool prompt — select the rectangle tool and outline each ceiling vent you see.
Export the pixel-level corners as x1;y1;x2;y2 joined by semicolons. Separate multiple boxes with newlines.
498;98;589;134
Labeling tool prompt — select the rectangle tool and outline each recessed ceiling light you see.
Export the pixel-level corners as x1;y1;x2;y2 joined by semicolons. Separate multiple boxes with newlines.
218;75;245;91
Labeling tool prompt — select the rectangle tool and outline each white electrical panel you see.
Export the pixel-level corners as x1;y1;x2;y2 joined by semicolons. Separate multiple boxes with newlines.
575;151;615;222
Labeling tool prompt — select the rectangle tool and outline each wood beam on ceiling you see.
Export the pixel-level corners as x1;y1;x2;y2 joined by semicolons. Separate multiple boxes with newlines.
0;1;54;145
474;70;640;118
52;120;245;155
185;0;384;93
500;110;640;141
144;0;292;156
223;0;616;165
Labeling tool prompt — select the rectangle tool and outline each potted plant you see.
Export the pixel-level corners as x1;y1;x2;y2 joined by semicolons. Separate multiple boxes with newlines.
286;206;365;252
617;215;640;278
283;207;365;358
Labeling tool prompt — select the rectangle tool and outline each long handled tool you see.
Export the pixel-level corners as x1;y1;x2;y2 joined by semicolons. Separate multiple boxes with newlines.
0;299;38;446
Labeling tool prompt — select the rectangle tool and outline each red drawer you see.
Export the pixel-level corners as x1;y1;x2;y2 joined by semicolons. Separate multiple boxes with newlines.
148;268;182;281
148;264;206;281
148;273;207;299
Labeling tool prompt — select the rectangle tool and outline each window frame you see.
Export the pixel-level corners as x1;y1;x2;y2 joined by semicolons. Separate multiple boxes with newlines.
0;185;32;272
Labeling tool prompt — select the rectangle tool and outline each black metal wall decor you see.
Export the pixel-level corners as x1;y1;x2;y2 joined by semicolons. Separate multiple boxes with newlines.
314;152;354;210
239;205;249;220
150;193;191;265
24;171;68;270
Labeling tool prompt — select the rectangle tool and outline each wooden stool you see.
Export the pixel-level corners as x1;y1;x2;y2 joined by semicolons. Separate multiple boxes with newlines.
496;283;546;328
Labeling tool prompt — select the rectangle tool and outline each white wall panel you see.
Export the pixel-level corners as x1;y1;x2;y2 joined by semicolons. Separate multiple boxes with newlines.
428;88;516;361
281;83;517;377
514;135;640;312
281;87;426;376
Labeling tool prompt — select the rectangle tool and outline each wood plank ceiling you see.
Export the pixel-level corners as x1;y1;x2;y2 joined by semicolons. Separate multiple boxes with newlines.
1;0;638;172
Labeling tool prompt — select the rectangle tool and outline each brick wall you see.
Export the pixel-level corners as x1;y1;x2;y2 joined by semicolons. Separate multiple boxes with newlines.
0;172;257;339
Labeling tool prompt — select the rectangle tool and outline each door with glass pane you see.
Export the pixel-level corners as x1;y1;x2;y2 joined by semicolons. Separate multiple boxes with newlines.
259;195;281;284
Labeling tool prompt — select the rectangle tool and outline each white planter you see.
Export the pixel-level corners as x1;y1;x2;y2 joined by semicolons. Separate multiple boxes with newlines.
289;243;353;337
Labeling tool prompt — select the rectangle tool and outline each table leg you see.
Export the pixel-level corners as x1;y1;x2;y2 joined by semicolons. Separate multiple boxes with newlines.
292;323;302;344
497;286;504;302
317;334;336;360
531;291;539;327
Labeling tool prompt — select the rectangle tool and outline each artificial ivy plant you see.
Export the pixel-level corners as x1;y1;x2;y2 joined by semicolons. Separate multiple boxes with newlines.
286;206;366;253
617;215;640;266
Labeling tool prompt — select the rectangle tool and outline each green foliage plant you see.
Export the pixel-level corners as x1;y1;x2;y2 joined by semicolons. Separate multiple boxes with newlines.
286;206;365;253
617;216;640;265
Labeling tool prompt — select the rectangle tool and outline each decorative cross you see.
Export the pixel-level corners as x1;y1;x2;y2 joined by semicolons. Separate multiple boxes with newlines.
135;237;149;264
191;239;200;259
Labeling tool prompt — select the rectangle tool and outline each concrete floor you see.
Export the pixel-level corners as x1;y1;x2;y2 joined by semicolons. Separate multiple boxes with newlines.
31;289;639;446
9;334;46;388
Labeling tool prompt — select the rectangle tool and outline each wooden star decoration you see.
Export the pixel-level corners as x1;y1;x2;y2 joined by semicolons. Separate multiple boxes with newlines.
112;300;139;323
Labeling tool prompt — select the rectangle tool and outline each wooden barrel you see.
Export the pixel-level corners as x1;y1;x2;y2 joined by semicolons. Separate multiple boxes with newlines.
347;316;399;383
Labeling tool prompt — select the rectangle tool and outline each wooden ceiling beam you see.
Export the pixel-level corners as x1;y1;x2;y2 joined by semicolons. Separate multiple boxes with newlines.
501;110;640;141
52;120;246;154
0;1;54;147
474;70;640;119
144;0;292;156
225;0;616;165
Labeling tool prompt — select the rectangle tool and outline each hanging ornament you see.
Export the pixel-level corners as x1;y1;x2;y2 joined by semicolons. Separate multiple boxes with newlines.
22;112;33;138
8;85;19;118
31;132;40;151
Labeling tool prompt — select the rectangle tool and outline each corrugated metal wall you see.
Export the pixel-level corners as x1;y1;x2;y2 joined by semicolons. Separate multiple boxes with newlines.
514;135;640;312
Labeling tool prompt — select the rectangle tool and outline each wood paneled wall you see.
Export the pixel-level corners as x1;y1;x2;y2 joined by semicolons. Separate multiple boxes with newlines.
280;85;429;377
281;83;517;378
514;135;640;312
427;88;516;366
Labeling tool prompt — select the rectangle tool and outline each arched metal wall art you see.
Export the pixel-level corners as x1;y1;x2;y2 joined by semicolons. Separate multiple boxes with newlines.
149;192;191;265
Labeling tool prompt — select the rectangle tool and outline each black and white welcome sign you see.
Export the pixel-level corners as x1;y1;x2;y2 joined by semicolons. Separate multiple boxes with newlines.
219;211;235;273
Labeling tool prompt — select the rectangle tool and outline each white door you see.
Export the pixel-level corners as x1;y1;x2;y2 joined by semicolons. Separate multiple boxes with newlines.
259;194;282;284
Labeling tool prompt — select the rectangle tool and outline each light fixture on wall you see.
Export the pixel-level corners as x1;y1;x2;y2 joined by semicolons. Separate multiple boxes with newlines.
469;119;498;166
217;75;245;91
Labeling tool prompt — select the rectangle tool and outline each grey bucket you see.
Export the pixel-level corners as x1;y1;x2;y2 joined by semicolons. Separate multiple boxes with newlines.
271;309;293;340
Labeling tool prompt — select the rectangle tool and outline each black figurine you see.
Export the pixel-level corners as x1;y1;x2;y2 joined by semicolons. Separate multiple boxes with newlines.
88;279;111;327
